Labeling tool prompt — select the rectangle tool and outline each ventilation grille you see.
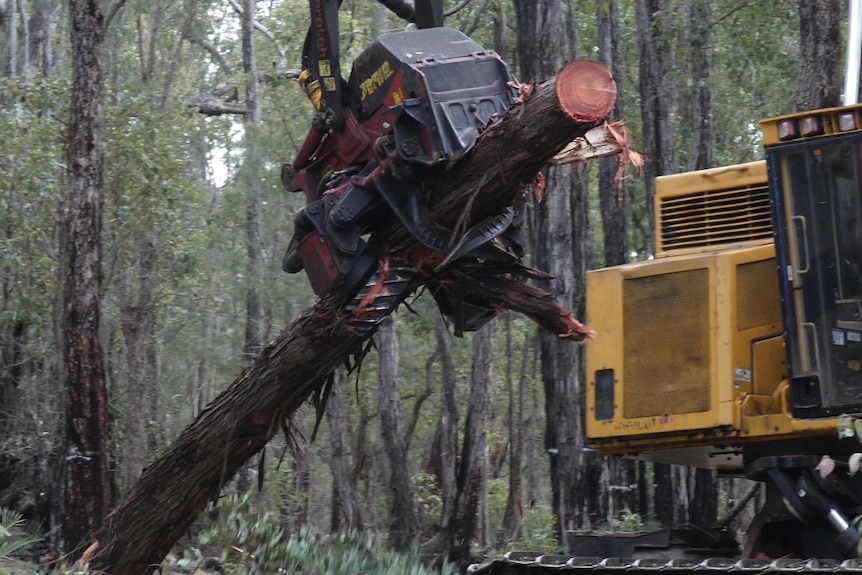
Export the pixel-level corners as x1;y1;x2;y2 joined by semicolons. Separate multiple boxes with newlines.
623;269;711;418
737;258;782;331
657;184;773;255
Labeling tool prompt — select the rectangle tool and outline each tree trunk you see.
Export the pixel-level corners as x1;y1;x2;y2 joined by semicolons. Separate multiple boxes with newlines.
232;0;263;496
501;314;525;542
83;60;616;574
241;0;262;361
119;234;157;492
792;0;840;112
326;371;363;531
424;311;458;557
596;0;627;268
687;0;714;171
63;0;117;557
516;0;599;547
635;0;676;255
448;319;493;569
1;0;17;79
377;312;417;550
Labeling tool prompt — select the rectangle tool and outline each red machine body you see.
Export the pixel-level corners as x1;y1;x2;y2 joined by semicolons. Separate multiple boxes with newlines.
283;0;522;332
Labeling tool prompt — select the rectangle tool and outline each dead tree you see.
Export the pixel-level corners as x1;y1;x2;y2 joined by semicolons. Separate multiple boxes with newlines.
82;59;620;574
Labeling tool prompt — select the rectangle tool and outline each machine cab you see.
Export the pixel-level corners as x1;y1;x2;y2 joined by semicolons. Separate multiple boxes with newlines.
764;105;862;417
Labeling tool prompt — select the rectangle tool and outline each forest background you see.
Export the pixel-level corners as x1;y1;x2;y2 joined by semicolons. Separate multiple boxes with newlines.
0;0;845;571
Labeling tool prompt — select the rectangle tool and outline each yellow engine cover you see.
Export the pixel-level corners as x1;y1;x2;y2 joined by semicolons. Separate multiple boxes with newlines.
586;244;787;468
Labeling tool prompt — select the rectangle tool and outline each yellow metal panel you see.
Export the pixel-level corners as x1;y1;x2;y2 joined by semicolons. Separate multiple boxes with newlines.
586;244;789;457
622;268;711;418
760;103;862;146
736;259;782;331
654;161;771;257
751;336;786;397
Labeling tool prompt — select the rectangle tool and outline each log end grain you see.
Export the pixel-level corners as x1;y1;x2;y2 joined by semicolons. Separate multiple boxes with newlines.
555;60;617;123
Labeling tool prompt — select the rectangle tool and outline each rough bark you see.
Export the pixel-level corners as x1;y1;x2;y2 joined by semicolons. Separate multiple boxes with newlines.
326;372;363;532
241;0;262;361
449;319;493;569
596;0;627;268
63;0;113;556
635;0;675;255
423;312;458;556
377;313;417;550
688;0;714;171
83;59;616;574
501;314;527;542
119;235;157;492
516;0;597;548
791;0;841;112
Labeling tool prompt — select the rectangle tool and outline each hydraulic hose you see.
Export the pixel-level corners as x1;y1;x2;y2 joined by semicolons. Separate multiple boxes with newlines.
377;0;414;21
376;0;474;23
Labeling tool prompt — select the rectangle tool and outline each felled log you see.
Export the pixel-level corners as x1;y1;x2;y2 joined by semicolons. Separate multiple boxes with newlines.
83;59;617;574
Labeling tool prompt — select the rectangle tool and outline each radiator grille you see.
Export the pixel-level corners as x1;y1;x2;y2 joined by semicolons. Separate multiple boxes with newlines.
737;258;782;331
623;269;711;418
658;184;772;254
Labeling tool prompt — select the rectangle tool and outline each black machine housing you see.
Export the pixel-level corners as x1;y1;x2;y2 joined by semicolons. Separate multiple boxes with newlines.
283;11;520;333
349;27;512;165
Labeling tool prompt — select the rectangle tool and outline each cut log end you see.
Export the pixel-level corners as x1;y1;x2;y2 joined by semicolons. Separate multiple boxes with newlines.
555;60;617;123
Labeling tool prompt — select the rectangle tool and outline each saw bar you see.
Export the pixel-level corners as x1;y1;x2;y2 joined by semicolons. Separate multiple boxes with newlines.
343;263;417;334
468;555;862;575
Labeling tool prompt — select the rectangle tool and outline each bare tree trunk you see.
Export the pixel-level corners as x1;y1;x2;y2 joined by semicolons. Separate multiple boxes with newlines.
449;319;493;569
635;0;676;255
377;313;417;549
63;0;124;555
687;0;714;171
435;313;458;529
596;0;626;268
119;235;157;492
792;0;841;112
326;372;363;531
501;315;526;542
233;0;262;496
241;0;262;360
16;0;28;75
422;312;459;557
1;0;17;78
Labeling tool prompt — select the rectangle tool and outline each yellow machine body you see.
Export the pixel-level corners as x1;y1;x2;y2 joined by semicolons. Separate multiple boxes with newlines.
585;160;838;471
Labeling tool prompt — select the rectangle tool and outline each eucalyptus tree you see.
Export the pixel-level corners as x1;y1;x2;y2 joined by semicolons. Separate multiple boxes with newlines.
63;0;127;555
792;0;841;111
513;0;599;550
377;312;418;549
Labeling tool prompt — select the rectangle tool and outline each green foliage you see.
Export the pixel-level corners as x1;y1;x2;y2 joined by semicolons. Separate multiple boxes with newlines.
0;508;41;565
512;506;559;554
413;471;444;522
605;508;646;532
486;478;509;532
189;494;455;575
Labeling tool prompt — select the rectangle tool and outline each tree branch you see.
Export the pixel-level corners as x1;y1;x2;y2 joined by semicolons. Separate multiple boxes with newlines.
185;33;233;75
188;93;247;116
104;0;128;29
226;0;287;65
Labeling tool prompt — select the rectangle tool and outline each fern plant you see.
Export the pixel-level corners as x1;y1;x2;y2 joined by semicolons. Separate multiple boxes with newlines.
191;495;455;575
0;507;41;565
